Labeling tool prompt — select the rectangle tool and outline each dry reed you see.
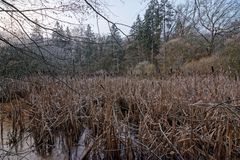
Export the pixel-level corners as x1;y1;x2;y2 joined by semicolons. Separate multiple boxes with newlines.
1;74;240;159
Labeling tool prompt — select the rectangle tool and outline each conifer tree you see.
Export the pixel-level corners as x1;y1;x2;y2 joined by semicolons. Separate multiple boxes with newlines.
31;19;43;42
52;21;66;47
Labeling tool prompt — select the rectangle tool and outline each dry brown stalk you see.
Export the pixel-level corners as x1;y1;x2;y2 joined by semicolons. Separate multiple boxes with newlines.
0;75;240;159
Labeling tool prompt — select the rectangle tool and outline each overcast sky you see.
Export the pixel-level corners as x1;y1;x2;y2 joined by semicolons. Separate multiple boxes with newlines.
85;0;149;35
0;0;183;38
85;0;182;35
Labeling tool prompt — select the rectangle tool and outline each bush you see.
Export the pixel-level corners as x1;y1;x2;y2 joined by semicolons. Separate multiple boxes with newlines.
132;61;156;76
224;34;240;73
181;55;227;74
157;38;195;73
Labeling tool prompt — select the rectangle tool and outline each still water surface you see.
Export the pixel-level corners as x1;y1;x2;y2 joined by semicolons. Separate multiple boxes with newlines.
0;120;89;160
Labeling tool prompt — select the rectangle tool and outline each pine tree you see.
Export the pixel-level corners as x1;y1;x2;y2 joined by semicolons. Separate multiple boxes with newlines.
52;21;66;47
31;19;43;42
109;24;123;72
131;15;144;46
65;27;72;45
142;0;163;62
130;15;145;62
160;0;174;42
82;24;96;65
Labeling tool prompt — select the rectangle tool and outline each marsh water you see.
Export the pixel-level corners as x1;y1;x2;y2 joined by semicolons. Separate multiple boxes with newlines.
0;120;90;160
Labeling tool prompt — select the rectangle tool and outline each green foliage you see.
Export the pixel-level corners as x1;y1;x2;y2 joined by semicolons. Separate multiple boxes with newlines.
110;25;124;72
0;47;44;77
82;24;96;62
1;0;240;77
72;24;124;73
143;0;162;58
131;15;144;43
129;0;175;64
52;21;67;47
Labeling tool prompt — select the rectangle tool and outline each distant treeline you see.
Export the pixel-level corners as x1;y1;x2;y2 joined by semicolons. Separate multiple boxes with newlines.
0;0;240;77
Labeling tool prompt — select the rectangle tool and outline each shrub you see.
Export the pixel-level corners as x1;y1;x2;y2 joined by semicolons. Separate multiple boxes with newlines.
181;55;226;74
132;61;156;76
224;34;240;73
157;38;195;73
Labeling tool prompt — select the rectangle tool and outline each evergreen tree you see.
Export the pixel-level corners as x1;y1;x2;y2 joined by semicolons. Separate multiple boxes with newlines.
65;27;72;45
74;40;83;63
65;27;73;53
131;15;143;40
82;24;96;66
142;0;163;62
109;24;123;72
72;27;84;63
52;21;66;47
111;25;124;72
131;15;145;47
160;0;175;41
31;19;43;42
129;15;145;63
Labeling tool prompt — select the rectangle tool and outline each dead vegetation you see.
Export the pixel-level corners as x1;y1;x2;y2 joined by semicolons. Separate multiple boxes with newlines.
1;74;240;159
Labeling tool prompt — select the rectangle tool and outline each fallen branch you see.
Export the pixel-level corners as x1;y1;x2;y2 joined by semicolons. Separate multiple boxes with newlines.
159;123;184;160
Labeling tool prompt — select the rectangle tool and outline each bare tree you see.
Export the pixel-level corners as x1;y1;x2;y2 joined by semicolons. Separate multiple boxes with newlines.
174;1;194;37
192;0;240;54
0;0;129;76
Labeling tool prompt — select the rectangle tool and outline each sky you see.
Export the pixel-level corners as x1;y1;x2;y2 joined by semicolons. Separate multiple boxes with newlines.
85;0;149;35
85;0;183;35
13;0;151;35
0;0;183;39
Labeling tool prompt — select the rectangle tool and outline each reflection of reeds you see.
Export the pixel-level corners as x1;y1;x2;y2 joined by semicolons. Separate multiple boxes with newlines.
1;75;240;159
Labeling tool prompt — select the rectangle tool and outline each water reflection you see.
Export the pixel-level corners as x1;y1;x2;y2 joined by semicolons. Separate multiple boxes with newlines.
0;120;90;160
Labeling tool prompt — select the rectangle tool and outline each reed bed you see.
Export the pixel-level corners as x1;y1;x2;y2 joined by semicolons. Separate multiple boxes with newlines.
1;74;240;159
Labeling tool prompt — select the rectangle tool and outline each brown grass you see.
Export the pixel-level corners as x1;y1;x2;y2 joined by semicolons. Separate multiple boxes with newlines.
1;74;240;159
182;55;227;74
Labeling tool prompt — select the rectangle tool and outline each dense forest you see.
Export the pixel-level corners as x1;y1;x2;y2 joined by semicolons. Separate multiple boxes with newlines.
0;0;239;77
